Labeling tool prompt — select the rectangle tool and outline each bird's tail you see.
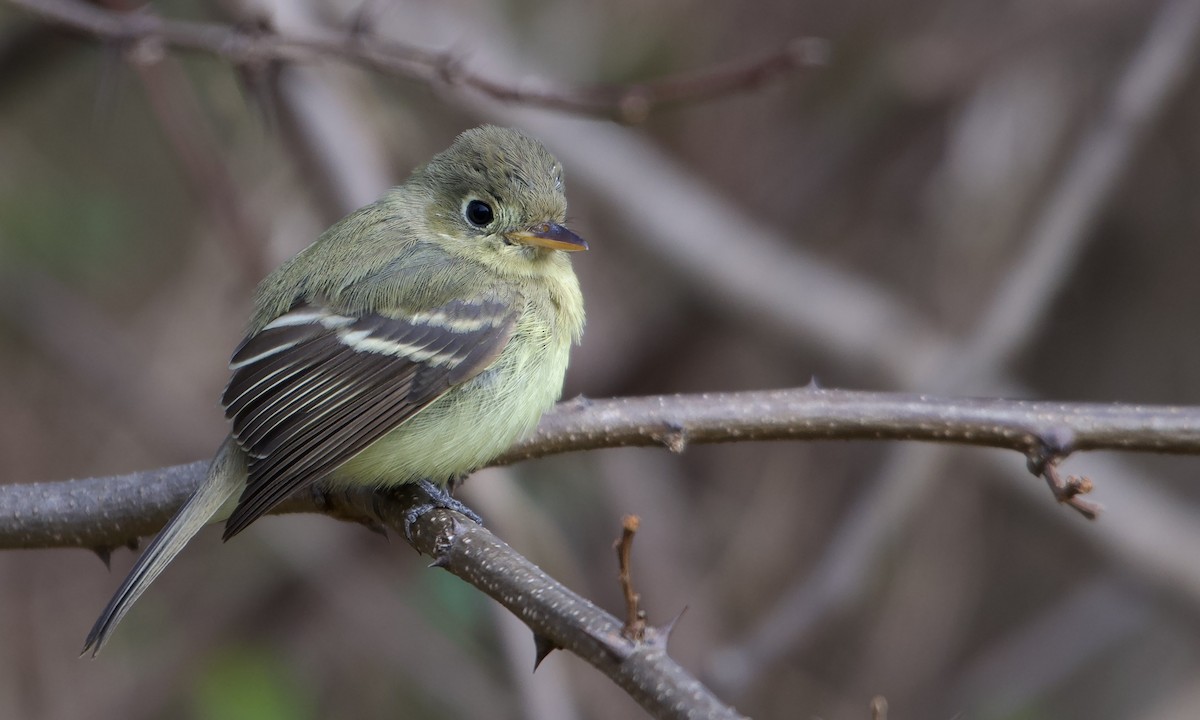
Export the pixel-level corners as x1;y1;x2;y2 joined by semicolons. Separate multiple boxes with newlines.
82;438;244;656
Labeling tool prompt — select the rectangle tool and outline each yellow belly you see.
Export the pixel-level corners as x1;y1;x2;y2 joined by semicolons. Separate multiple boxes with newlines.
328;319;570;488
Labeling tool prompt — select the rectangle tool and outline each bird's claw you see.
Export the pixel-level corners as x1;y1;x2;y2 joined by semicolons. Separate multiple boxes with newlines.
402;479;484;542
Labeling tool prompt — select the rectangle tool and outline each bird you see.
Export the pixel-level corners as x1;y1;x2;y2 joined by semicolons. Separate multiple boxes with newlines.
84;125;587;655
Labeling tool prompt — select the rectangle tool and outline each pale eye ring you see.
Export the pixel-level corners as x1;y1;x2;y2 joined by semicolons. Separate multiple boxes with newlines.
464;199;494;227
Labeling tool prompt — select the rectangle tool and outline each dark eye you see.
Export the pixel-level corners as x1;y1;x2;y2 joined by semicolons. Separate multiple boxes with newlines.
465;199;494;227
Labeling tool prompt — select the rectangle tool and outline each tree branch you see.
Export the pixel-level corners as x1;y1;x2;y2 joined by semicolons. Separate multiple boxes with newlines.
5;387;1199;718
501;388;1200;461
338;484;746;720
5;0;828;122
6;387;1200;551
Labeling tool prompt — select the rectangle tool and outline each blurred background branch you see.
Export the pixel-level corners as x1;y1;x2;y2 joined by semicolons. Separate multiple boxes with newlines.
7;0;828;122
707;0;1200;700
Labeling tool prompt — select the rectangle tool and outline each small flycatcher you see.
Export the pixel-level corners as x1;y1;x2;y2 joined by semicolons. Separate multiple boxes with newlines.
85;126;586;654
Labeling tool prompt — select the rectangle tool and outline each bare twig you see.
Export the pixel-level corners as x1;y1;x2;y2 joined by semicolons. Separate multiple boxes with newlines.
615;514;645;641
1030;456;1099;519
6;0;826;122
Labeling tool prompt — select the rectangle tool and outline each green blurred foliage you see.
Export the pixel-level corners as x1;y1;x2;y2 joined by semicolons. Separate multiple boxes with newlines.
192;646;316;720
0;181;136;286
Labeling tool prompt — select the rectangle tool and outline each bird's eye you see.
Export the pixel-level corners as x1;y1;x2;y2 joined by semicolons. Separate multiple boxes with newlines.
464;199;494;227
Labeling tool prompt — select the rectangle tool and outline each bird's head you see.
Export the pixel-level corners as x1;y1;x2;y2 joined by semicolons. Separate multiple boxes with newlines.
413;126;588;273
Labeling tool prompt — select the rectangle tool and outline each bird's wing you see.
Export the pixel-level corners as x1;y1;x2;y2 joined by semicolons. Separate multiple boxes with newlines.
219;296;518;539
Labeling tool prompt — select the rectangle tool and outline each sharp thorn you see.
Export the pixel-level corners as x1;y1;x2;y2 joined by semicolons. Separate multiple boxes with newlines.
532;633;560;671
658;605;689;646
90;546;113;570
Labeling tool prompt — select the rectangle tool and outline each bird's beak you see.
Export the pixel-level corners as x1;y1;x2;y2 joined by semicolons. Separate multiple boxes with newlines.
505;223;588;252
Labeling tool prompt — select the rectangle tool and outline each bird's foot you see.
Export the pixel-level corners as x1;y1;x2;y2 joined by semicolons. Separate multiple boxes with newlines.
403;479;484;541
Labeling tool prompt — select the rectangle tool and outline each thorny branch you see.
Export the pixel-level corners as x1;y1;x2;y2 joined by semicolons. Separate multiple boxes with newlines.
7;387;1200;551
6;0;829;123
338;485;746;720
3;388;1200;716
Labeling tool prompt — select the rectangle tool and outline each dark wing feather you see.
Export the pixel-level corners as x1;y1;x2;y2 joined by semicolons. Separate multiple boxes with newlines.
220;298;518;539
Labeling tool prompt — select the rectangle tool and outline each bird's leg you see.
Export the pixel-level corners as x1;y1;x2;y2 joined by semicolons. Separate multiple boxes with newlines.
403;478;485;540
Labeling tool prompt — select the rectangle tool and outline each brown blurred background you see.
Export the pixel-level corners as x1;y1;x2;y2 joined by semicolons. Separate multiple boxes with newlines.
3;0;1200;718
